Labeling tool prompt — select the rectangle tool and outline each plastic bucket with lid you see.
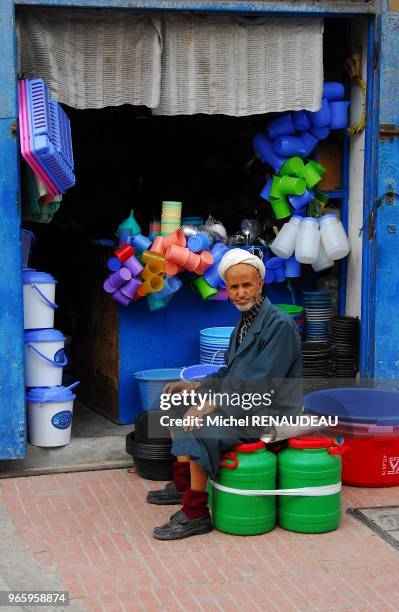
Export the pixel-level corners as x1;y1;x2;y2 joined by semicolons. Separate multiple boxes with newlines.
23;269;58;330
134;368;183;411
26;383;78;447
304;387;399;487
24;329;67;387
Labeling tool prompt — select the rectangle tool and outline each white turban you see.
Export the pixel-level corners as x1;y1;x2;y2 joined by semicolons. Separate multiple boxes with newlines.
218;248;265;281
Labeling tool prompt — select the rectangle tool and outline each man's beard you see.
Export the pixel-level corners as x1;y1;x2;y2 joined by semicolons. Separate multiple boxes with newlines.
234;300;256;312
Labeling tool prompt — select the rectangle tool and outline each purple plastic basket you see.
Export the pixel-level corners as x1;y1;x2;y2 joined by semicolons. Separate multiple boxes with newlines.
25;79;75;193
49;100;74;170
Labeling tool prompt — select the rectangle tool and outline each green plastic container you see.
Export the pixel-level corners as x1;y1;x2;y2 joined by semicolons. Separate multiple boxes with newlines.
301;163;322;190
212;441;277;536
278;157;305;178
270;176;283;199
278;437;344;534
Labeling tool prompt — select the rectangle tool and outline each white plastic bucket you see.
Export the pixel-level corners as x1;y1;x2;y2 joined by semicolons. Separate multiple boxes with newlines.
26;384;78;447
24;329;67;387
22;269;58;330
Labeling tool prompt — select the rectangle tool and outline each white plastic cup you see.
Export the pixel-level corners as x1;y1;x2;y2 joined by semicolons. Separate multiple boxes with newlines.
320;214;350;260
295;217;320;264
270;216;302;259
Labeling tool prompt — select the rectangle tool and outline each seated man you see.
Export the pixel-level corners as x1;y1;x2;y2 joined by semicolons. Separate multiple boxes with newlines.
147;248;302;540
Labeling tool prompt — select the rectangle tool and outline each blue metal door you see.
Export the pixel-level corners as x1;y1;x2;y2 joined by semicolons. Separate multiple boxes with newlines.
371;11;399;382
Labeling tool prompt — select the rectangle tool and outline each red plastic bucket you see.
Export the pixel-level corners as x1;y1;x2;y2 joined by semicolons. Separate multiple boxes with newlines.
342;437;399;487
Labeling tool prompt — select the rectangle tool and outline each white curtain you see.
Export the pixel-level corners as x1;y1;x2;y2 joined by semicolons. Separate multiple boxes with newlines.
17;8;323;115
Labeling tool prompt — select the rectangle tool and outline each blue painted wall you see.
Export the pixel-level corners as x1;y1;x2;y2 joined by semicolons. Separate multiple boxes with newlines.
373;12;399;381
0;0;26;459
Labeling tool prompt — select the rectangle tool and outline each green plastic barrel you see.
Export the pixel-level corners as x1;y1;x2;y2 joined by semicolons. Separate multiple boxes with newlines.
212;441;277;536
278;437;344;534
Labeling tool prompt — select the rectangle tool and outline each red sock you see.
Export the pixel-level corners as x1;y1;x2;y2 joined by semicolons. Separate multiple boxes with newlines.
182;488;209;519
173;461;190;492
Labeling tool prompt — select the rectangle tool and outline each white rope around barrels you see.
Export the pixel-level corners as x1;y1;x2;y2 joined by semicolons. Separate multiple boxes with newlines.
210;481;342;497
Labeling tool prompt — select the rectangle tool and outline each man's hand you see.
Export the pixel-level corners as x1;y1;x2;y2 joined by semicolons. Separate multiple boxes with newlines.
162;380;201;395
183;402;216;432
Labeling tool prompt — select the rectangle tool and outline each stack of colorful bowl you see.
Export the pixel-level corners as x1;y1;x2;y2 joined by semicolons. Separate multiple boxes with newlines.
161;201;182;236
200;327;234;366
275;304;305;336
303;290;333;342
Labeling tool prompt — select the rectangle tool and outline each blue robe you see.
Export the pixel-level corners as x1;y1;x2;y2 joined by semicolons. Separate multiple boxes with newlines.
170;297;302;477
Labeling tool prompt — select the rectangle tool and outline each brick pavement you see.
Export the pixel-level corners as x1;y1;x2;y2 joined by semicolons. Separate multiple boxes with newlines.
1;470;399;611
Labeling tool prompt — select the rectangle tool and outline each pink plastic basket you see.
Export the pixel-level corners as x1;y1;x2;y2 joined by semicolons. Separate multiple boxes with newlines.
18;80;60;196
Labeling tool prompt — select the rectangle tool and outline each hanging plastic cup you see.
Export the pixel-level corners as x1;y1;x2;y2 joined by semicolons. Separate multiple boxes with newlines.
323;82;345;101
211;243;228;260
164;261;184;276
153;276;182;300
120;277;141;299
266;113;295;140
300;132;319;157
162;229;186;249
278;157;304;178
271;198;292;220
279;176;306;197
292;110;311;131
112;289;131;307
107;257;122;272
309;125;330;140
265;268;275;284
208;288;229;301
166;245;190;267
115;244;136;263
267;257;286;282
131;233;152;252
150;236;166;255
293;206;308;218
141;251;165;273
147;293;172;312
188;232;211;253
203;262;223;288
284;256;301;278
301;163;322;189
195;251;214;275
193;277;218;300
273;136;306;158
108;267;132;289
310;97;331;128
185;251;201;272
288;189;315;211
307;160;327;177
123;255;144;277
329;101;351;130
270;176;283;199
260;178;273;201
141;275;165;294
103;278;117;294
252;133;286;172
